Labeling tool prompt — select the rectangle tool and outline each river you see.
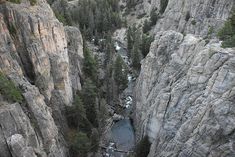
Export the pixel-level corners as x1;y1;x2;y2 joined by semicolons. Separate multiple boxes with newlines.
105;41;136;157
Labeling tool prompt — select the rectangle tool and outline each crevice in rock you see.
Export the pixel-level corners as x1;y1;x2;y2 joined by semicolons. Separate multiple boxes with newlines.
0;124;13;157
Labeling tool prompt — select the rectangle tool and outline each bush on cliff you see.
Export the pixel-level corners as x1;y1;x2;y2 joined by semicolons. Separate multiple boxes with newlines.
7;0;21;4
217;10;235;48
150;9;159;25
54;11;67;25
0;72;23;103
141;34;154;57
142;19;152;34
29;0;36;5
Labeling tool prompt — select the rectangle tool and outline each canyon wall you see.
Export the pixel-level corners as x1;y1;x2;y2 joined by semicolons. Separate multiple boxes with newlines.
0;0;83;156
134;0;235;156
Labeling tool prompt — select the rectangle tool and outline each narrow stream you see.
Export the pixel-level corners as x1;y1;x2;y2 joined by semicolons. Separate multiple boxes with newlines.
105;41;136;157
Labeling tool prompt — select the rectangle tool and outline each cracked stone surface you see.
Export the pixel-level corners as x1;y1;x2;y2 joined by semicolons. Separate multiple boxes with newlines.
0;0;83;156
134;30;235;157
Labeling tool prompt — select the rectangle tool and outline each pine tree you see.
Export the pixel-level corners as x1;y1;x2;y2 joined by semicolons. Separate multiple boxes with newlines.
131;45;141;70
90;128;99;152
88;10;95;38
83;44;98;83
72;0;122;38
81;79;98;127
70;131;91;157
114;55;128;91
217;9;235;48
66;95;86;128
127;26;134;53
98;98;108;130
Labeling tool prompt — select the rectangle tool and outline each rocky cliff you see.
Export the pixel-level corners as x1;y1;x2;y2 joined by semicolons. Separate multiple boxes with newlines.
0;0;83;156
134;0;235;157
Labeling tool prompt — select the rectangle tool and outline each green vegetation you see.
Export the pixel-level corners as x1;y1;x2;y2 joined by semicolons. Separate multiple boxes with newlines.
0;72;23;103
142;19;152;34
131;43;142;70
29;0;36;5
83;44;98;83
142;10;159;34
8;24;17;37
7;0;36;5
71;0;122;39
54;11;69;25
191;20;196;25
208;26;214;36
66;95;87;128
141;34;154;57
81;79;98;127
217;10;235;48
8;0;21;4
90;128;99;152
204;26;214;44
98;98;108;130
69;130;91;157
52;0;72;25
135;136;151;157
66;42;104;156
150;9;159;25
160;0;169;14
114;55;128;91
66;83;99;155
128;26;153;70
127;25;142;70
126;0;137;11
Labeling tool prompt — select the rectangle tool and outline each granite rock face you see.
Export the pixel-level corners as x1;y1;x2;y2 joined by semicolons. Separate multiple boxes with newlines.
0;0;83;156
134;1;235;157
153;0;234;37
0;103;47;157
65;26;83;93
129;0;234;37
135;31;235;156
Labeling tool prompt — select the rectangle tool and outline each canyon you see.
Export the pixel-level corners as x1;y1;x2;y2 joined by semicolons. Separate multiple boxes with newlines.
0;0;234;157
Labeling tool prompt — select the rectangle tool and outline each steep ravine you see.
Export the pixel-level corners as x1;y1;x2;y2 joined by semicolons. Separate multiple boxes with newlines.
96;38;136;157
110;41;135;157
1;0;235;157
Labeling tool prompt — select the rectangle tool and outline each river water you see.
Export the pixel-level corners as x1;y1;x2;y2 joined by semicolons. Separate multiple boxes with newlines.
105;41;135;157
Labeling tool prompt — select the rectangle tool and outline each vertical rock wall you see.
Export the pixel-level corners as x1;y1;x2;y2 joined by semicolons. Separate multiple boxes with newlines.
134;0;235;157
0;0;83;156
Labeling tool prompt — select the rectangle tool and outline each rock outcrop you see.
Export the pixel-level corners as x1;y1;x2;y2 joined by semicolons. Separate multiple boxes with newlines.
0;0;83;156
65;26;83;93
153;0;234;37
127;0;234;37
134;0;235;157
